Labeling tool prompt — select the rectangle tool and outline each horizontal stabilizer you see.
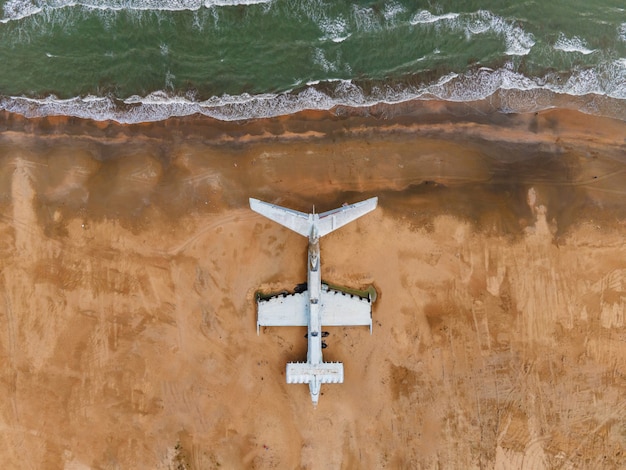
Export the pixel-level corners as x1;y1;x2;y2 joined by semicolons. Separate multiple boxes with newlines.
286;362;344;384
317;197;378;237
249;198;311;237
249;197;378;238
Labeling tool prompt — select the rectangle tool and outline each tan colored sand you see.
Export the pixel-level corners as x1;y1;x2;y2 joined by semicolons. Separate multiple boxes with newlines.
0;104;625;468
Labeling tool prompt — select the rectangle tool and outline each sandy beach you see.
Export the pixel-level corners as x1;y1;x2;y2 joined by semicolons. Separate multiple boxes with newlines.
0;101;625;468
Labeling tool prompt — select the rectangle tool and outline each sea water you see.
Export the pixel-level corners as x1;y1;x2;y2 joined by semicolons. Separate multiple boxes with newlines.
0;0;625;122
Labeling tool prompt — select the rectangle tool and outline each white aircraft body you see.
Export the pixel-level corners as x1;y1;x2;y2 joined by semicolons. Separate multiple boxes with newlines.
250;196;378;406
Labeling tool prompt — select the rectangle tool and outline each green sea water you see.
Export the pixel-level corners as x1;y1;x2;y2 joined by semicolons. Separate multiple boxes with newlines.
0;0;625;122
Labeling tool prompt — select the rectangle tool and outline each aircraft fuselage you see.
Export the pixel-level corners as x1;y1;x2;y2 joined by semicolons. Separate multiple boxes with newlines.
307;223;323;400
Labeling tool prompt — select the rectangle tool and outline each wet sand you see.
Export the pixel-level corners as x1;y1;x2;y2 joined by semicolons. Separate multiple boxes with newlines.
0;102;625;468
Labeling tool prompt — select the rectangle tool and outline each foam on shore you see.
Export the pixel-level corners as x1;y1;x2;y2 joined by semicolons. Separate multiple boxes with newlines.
2;61;626;124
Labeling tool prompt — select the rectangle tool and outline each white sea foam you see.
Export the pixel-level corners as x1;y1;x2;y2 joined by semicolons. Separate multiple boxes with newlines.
0;64;614;123
409;9;534;56
619;23;626;42
2;0;42;22
554;33;595;55
312;48;338;73
2;56;626;123
351;5;381;33
1;0;271;22
410;10;459;25
318;16;349;43
330;35;349;43
383;1;405;22
465;10;535;56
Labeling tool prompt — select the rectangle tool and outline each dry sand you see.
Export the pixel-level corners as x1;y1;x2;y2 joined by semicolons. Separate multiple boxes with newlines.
0;102;625;468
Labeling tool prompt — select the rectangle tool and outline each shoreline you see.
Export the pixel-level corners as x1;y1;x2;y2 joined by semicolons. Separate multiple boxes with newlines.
3;69;626;124
0;100;624;238
2;97;626;143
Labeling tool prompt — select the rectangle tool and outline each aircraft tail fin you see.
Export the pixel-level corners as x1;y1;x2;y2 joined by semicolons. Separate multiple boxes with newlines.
249;197;378;238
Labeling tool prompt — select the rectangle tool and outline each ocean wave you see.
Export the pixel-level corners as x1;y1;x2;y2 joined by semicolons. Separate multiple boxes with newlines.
317;16;349;43
2;63;625;123
463;10;535;56
554;33;595;55
1;0;271;22
409;9;535;56
409;10;459;25
382;1;405;22
312;48;339;74
3;2;535;61
350;5;382;33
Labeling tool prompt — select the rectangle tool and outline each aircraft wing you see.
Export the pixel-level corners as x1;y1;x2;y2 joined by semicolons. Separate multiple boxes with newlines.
249;198;312;237
317;197;378;237
257;291;309;334
320;288;373;332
